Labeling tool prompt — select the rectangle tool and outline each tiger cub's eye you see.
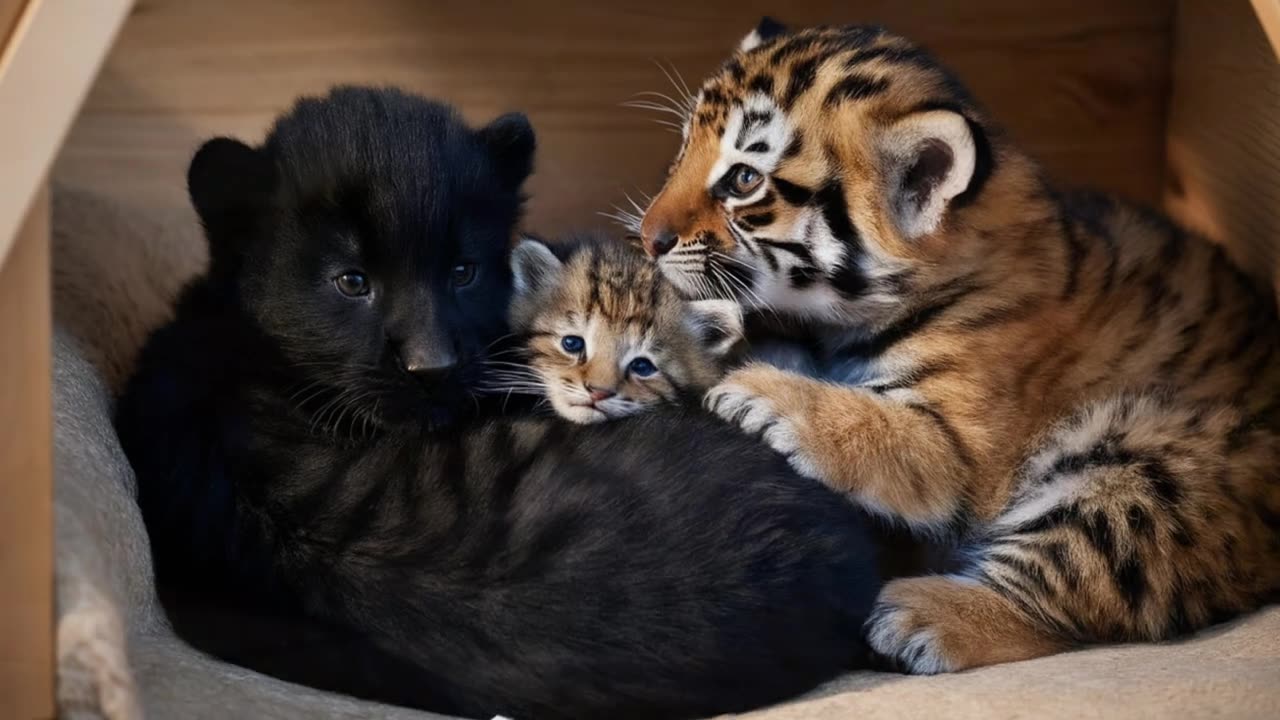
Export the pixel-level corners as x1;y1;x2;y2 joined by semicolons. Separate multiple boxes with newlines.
725;164;764;197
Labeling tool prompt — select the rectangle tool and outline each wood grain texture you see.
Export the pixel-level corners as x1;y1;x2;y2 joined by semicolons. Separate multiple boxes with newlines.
0;184;54;720
54;0;1174;236
1165;0;1280;293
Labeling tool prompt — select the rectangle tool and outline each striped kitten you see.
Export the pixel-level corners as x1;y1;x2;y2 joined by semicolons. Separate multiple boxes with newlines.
505;237;742;423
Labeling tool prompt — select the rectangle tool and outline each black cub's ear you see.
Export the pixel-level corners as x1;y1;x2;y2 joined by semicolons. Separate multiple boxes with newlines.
739;16;788;52
478;112;536;191
187;137;275;250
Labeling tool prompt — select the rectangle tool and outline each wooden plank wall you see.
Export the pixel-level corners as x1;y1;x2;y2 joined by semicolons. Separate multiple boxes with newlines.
1165;0;1280;293
54;0;1176;236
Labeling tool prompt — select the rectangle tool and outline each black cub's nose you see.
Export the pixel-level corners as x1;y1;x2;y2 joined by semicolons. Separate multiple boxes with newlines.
644;229;679;258
394;339;457;383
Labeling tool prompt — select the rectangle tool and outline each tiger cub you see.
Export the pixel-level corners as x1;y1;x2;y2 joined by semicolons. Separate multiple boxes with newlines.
634;19;1280;673
505;236;742;423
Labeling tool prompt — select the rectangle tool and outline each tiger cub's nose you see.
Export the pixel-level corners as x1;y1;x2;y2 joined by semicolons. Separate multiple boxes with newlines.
643;229;679;257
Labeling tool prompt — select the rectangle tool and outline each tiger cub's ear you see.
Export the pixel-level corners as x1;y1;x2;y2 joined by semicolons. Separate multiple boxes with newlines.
685;299;744;357
738;17;788;52
877;109;979;240
510;237;563;299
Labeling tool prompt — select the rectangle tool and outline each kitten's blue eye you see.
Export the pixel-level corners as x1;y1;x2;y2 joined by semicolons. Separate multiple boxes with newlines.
628;357;657;377
560;335;585;353
334;271;369;297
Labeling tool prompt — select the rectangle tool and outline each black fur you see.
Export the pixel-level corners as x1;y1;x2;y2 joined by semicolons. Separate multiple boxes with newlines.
115;87;883;719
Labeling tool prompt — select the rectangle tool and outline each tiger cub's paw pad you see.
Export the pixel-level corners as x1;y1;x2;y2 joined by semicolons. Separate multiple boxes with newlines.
865;586;959;675
705;381;810;466
706;381;780;434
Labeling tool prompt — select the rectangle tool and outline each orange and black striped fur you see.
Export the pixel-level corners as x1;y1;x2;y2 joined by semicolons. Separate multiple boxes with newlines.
504;236;742;423
633;19;1280;673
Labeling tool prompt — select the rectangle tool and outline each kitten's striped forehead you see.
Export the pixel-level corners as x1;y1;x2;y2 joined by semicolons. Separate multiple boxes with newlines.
561;247;670;327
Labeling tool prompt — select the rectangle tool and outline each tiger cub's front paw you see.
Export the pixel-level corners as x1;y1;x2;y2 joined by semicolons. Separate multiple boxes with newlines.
705;366;820;478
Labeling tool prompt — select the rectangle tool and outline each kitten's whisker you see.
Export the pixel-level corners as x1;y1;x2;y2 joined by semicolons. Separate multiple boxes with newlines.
484;372;544;383
484;370;540;377
483;333;521;352
482;359;539;368
482;368;546;382
478;380;546;391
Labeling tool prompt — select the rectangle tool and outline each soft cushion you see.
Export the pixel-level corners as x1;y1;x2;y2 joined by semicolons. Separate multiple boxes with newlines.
50;184;1280;719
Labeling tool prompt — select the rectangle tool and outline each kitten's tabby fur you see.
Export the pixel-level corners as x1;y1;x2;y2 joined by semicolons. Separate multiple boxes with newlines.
637;20;1280;674
504;236;742;422
115;87;883;719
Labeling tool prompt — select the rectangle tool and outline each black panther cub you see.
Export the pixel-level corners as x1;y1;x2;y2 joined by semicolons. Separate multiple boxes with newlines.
115;87;882;720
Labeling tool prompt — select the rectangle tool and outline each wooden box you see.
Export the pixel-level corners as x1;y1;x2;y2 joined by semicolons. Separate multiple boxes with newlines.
2;0;1278;716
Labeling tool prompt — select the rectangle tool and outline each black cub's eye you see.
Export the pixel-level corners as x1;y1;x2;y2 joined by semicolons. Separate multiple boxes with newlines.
725;164;764;197
628;357;657;377
335;271;369;297
451;263;477;287
561;335;585;353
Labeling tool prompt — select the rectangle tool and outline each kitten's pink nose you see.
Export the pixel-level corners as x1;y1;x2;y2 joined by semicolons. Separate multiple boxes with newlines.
586;386;616;403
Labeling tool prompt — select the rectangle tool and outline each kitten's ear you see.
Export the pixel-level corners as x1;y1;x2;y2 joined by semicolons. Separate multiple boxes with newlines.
738;16;788;52
685;299;744;357
876;109;982;239
187;137;275;250
510;238;563;299
479;112;536;191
